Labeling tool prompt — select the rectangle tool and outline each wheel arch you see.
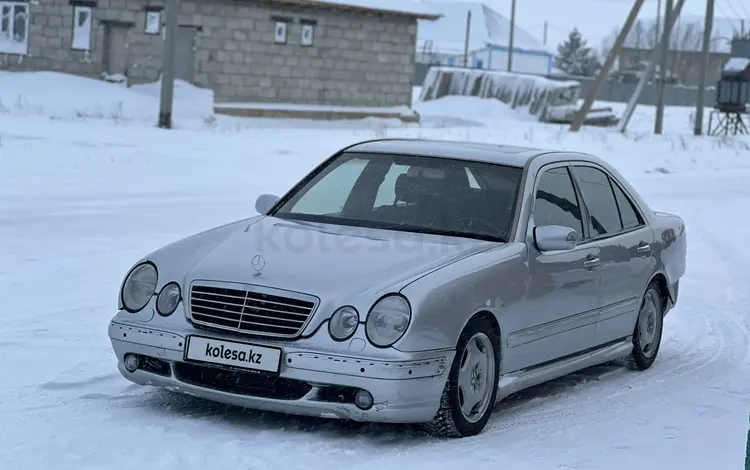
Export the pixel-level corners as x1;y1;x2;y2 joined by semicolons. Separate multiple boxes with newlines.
460;310;503;358
647;272;671;314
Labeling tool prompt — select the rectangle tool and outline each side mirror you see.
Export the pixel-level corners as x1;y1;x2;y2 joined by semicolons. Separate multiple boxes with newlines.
534;225;578;252
255;194;280;215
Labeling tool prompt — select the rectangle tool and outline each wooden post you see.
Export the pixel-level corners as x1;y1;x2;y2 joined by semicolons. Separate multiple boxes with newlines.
693;0;714;136
158;0;180;129
616;0;686;133
654;0;673;134
569;0;646;131
507;0;516;72
463;10;471;67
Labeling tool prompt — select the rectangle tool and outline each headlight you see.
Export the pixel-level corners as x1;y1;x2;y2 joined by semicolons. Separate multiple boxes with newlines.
365;295;411;348
156;282;181;316
121;262;158;312
328;306;359;341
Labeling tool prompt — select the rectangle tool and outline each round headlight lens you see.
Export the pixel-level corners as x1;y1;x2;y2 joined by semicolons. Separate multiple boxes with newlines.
365;295;411;347
121;263;158;312
329;306;359;341
156;282;181;316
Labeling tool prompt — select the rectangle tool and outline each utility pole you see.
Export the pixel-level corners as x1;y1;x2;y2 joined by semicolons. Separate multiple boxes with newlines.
463;10;471;67
507;0;516;72
543;21;548;46
694;0;714;136
570;0;646;132
158;0;180;129
655;0;662;48
617;0;686;133
654;0;673;134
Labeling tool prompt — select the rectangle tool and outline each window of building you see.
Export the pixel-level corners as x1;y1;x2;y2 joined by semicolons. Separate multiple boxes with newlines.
300;23;314;47
274;21;287;44
0;1;29;55
145;9;161;35
71;5;93;50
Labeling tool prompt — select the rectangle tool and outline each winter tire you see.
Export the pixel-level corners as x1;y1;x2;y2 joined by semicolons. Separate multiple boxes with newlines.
626;282;664;371
423;316;500;438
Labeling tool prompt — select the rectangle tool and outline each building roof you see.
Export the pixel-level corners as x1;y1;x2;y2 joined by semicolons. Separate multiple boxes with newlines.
416;1;552;55
346;139;546;167
269;0;441;20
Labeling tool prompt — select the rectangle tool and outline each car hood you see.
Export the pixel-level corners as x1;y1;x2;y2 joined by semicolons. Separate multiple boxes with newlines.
186;216;496;301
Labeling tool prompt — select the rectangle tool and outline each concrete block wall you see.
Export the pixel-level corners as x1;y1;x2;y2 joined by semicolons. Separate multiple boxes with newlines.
0;0;165;82
186;0;417;107
0;0;418;108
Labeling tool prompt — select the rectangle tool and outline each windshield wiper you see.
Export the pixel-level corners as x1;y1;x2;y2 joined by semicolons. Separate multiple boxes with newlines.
385;224;507;243
274;213;507;243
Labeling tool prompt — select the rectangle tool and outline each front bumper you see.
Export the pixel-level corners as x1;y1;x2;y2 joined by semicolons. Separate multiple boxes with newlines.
108;315;453;423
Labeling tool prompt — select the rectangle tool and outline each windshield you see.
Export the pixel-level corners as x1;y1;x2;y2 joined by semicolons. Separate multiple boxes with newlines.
270;151;524;242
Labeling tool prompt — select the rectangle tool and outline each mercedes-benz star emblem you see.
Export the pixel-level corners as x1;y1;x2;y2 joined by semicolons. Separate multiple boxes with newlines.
251;255;266;277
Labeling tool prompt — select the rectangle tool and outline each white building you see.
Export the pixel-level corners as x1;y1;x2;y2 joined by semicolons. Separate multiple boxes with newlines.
417;1;554;75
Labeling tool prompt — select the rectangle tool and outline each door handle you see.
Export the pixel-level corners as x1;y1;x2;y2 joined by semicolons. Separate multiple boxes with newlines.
583;258;600;269
637;243;651;254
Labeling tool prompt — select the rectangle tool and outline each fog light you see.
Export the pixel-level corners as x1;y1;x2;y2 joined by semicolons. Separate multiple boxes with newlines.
354;390;374;410
124;353;140;373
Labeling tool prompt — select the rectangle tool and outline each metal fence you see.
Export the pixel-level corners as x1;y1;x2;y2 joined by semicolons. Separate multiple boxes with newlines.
567;77;715;107
413;64;716;108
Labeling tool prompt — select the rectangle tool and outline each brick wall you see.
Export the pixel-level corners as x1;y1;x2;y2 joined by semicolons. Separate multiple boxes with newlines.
0;0;418;108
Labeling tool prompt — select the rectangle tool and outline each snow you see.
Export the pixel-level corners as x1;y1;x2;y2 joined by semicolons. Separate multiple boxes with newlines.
285;0;439;18
417;1;550;54
3;72;750;469
0;72;215;123
724;58;750;74
419;67;580;120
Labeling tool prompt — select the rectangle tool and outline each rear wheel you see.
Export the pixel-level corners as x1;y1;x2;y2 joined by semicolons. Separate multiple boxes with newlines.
423;317;500;438
626;283;664;371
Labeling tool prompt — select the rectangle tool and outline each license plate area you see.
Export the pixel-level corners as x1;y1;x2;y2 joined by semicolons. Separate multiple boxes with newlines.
184;335;282;374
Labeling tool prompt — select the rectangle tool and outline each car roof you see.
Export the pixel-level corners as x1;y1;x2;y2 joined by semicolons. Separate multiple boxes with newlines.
344;139;560;167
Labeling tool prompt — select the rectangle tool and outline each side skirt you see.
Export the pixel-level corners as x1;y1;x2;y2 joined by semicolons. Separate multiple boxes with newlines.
495;337;634;402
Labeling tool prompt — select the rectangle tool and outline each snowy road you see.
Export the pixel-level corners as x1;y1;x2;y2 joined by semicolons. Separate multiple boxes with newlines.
2;112;750;469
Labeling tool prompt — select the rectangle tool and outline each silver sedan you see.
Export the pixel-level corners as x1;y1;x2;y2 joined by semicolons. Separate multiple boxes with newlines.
108;138;687;437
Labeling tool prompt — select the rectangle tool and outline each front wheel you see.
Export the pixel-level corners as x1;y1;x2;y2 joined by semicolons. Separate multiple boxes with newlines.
422;317;500;438
626;283;664;371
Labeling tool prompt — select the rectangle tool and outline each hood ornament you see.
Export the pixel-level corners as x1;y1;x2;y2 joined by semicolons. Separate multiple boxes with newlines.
251;255;266;277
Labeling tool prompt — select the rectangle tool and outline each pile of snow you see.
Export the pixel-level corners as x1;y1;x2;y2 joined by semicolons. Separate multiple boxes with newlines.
420;66;580;120
0;71;215;122
414;95;538;126
724;57;750;73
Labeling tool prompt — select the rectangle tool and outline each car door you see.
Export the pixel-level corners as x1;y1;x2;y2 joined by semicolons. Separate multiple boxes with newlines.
511;164;600;370
570;164;655;346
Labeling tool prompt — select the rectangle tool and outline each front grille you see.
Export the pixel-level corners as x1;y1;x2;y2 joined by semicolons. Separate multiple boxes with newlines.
189;282;317;338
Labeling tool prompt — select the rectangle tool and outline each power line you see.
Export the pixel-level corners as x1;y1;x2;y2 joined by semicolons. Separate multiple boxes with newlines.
735;0;749;23
716;0;740;32
722;0;743;19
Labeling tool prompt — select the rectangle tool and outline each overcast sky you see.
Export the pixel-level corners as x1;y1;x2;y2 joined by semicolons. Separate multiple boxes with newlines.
450;0;739;49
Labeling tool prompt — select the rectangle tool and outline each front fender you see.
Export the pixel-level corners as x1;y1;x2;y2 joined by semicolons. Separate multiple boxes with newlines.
395;243;527;356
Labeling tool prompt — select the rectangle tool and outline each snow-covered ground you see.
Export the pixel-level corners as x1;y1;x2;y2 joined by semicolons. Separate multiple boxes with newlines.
2;73;750;469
